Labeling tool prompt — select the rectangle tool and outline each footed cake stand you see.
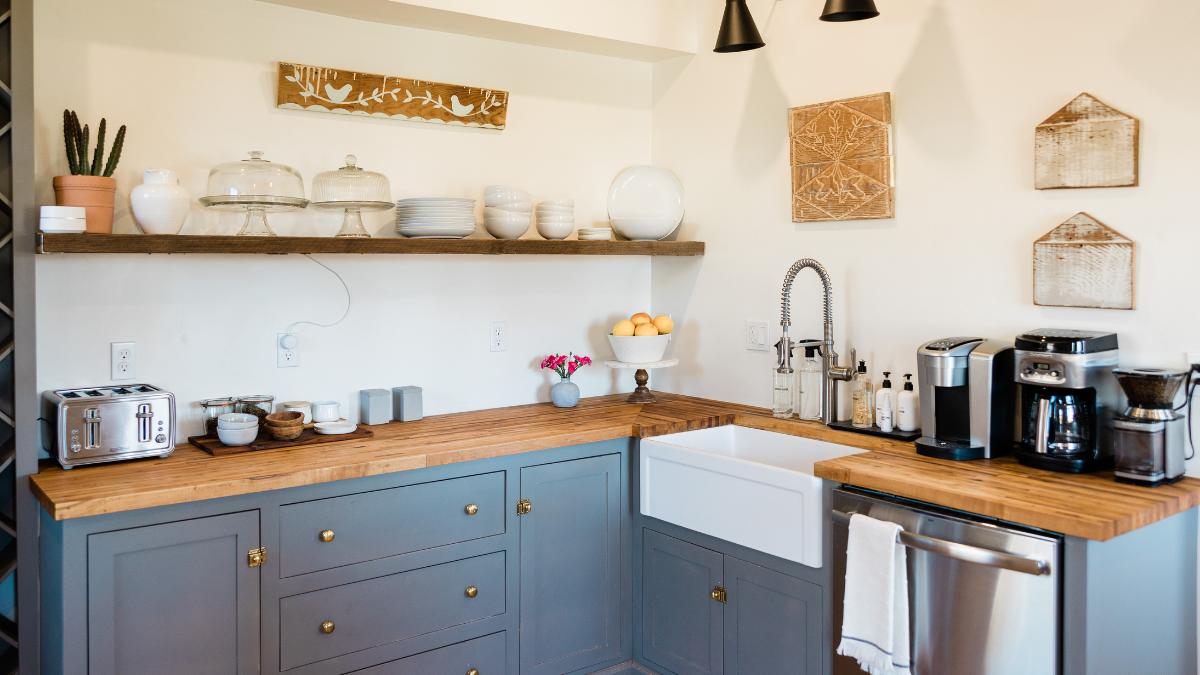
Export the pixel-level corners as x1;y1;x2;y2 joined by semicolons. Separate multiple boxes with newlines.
604;359;678;403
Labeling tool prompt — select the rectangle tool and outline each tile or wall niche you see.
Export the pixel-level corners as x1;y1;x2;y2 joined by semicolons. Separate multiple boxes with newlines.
788;92;894;223
1035;93;1139;190
1033;212;1135;310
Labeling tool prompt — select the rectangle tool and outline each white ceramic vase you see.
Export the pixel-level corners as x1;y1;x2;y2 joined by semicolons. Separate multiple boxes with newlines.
131;169;190;234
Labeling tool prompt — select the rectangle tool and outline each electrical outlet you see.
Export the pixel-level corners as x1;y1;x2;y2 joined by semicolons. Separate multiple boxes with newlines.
110;341;136;381
490;321;507;352
277;333;299;368
745;320;770;351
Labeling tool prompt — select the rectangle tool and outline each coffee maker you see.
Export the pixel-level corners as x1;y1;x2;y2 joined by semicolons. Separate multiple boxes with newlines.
915;337;1015;460
1013;329;1120;473
1112;368;1191;486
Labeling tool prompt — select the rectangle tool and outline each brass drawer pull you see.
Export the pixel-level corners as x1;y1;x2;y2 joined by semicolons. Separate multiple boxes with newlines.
319;529;335;543
464;503;479;516
465;585;479;599
516;498;532;516
467;669;480;675
319;620;335;634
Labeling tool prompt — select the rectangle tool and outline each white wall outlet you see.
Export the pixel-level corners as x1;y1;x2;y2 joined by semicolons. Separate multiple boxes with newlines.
277;333;299;368
745;320;770;351
490;321;507;352
110;341;136;381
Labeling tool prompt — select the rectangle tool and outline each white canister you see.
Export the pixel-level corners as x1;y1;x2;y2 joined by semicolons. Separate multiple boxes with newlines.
39;205;87;232
281;400;313;424
131;169;190;235
311;400;341;423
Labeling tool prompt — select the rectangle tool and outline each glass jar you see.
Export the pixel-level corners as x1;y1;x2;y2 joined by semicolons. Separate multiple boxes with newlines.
310;154;393;238
199;397;236;436
236;394;275;420
198;151;308;236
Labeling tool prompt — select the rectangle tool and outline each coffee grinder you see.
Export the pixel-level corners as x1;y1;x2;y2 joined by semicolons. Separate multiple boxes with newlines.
1112;368;1193;486
1013;329;1120;472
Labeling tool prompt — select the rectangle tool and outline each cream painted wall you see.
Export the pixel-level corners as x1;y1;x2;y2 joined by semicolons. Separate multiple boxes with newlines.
34;0;655;437
651;0;1200;469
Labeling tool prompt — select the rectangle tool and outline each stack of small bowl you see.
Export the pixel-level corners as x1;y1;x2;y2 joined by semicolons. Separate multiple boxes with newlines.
483;185;532;240
535;200;575;240
216;413;259;446
264;411;305;441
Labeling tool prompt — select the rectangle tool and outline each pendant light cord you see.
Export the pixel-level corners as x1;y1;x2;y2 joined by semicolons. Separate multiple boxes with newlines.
285;254;352;333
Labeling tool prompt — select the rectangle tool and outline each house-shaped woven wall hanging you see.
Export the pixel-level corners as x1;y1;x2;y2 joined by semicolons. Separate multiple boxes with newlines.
1035;93;1138;190
1033;212;1135;310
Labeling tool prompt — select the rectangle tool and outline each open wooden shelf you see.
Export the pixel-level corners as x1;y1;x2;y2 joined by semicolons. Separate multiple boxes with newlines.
36;233;705;257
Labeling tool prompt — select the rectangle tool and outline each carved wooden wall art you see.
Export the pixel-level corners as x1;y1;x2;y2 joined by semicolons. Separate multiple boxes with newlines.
1035;93;1138;189
1033;212;1135;310
276;62;509;130
788;92;894;223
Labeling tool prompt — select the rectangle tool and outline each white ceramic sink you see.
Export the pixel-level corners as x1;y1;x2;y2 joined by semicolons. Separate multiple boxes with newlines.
640;425;865;568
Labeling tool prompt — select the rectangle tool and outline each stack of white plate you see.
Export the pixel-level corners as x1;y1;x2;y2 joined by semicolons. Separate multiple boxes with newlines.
483;185;531;240
579;227;612;241
535;200;575;240
395;197;476;239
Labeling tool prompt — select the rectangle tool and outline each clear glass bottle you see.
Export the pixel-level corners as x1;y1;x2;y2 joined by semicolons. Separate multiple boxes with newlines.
797;344;823;421
851;360;874;428
773;366;796;418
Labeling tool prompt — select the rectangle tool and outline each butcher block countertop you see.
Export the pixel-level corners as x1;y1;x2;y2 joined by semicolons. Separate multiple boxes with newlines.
30;393;1200;539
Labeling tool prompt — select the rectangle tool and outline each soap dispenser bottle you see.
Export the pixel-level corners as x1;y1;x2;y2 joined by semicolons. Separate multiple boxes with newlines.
897;373;919;432
851;360;874;428
772;338;797;418
875;372;896;433
796;343;823;421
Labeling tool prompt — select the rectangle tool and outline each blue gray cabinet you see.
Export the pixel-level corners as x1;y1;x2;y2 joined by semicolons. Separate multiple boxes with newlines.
639;529;822;675
86;510;261;675
351;631;507;674
519;454;624;675
642;530;723;675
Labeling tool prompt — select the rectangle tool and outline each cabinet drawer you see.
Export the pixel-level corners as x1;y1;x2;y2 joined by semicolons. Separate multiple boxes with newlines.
280;551;506;670
279;471;505;577
351;631;506;674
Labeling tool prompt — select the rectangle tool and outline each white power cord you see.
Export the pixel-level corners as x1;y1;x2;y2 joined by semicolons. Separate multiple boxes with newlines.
285;254;352;334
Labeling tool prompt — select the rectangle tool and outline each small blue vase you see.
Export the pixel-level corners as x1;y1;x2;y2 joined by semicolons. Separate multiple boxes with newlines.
551;378;581;408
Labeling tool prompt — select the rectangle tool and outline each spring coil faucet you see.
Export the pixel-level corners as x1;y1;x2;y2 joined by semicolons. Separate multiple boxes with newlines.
779;258;855;424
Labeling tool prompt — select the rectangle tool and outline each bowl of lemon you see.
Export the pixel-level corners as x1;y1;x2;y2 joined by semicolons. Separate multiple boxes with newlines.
608;312;674;364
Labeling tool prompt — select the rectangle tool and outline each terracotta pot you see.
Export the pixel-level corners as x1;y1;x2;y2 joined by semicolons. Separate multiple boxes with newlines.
53;175;117;234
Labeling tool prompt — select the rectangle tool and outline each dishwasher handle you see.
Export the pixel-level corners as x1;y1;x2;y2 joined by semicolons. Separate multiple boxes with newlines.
832;509;1052;577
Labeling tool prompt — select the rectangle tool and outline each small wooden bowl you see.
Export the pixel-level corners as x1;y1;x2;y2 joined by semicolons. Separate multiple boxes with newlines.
265;411;304;428
266;424;304;441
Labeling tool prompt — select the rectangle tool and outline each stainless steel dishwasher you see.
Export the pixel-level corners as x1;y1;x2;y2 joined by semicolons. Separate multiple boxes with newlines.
831;487;1062;675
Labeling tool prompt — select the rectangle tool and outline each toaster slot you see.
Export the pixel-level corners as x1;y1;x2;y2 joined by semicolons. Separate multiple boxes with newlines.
84;408;102;449
137;403;153;443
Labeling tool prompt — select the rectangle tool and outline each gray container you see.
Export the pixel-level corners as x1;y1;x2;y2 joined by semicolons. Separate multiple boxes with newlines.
393;386;423;422
359;389;392;426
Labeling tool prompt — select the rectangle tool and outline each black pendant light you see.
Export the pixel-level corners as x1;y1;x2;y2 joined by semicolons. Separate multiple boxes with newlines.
714;0;765;52
819;0;879;22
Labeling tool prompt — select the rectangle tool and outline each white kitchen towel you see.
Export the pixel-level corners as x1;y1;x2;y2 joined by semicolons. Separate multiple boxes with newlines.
837;513;912;675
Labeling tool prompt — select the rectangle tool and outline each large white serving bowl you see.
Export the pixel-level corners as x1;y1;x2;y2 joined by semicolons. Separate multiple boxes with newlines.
611;216;680;241
608;334;671;364
607;165;684;241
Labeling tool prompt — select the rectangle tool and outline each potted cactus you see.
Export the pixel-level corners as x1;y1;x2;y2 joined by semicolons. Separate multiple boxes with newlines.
53;110;127;233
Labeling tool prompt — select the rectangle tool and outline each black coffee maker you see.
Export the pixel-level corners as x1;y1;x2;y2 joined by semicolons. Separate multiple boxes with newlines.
1013;329;1121;472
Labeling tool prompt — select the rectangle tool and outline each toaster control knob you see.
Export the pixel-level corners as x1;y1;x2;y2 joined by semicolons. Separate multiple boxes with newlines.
155;434;167;444
70;442;81;453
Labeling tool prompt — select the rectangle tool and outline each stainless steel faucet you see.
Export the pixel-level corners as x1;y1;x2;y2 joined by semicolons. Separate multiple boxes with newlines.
779;258;855;425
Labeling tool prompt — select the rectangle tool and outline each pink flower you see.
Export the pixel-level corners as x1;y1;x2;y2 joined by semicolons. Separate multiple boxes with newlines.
555;355;568;368
568;361;578;375
577;356;592;366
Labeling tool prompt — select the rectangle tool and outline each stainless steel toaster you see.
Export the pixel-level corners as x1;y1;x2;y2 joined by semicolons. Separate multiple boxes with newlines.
45;384;176;469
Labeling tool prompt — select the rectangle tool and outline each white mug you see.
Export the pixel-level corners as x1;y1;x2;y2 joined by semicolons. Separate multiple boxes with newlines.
281;400;312;424
311;400;340;423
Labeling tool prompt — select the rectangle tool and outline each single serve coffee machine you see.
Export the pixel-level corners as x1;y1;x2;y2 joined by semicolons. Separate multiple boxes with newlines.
915;337;1015;460
1112;368;1192;486
1013;329;1120;473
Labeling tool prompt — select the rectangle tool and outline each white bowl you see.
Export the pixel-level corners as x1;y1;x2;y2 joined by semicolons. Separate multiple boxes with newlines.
217;413;259;430
537;219;574;240
484;206;533;220
608;334;671;364
538;199;575;208
486;198;532;211
217;424;259;446
315;421;357;435
610;216;679;241
485;217;531;240
536;203;573;212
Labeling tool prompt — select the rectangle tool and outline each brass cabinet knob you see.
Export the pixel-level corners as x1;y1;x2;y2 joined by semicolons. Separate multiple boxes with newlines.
319;529;335;543
467;669;480;675
464;503;479;516
319;620;335;634
465;585;479;599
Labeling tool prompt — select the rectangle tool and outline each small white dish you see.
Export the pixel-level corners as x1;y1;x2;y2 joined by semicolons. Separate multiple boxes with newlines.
311;400;341;423
315;421;357;435
217;413;259;430
485;217;531;240
217;424;259;446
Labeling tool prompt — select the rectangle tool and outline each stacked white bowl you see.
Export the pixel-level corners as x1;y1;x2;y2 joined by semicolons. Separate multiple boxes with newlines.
216;412;259;446
535;200;575;240
483;185;532;240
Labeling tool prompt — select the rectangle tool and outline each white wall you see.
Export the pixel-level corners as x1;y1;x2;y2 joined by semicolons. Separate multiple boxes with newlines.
34;0;655;436
651;0;1200;463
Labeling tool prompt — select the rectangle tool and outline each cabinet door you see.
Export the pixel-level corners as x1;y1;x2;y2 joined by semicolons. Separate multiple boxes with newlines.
88;511;261;675
642;530;724;675
723;556;822;675
519;454;623;675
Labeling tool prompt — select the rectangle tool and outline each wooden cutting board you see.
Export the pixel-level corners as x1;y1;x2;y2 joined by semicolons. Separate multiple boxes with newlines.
189;426;374;456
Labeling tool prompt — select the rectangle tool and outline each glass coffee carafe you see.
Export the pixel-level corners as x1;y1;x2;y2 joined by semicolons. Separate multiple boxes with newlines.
1021;389;1095;455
